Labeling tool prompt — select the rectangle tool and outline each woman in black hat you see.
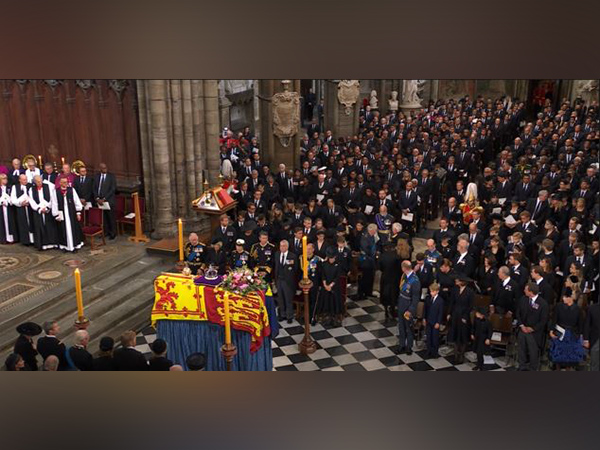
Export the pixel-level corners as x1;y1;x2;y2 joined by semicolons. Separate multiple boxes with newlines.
447;275;474;364
318;247;343;326
14;322;42;371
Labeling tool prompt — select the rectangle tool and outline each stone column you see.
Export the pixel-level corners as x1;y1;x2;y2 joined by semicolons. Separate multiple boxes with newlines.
325;80;360;139
203;80;221;185
258;79;300;169
148;80;176;238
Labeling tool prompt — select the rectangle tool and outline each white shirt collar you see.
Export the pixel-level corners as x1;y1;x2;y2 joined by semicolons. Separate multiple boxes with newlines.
503;277;510;287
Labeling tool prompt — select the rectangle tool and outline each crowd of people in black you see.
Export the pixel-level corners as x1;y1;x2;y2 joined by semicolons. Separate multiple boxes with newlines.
5;91;599;371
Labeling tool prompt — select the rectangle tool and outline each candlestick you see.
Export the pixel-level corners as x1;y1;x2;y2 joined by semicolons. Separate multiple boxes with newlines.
302;236;308;280
178;218;184;262
224;293;232;345
61;157;65;166
38;155;42;167
74;268;84;320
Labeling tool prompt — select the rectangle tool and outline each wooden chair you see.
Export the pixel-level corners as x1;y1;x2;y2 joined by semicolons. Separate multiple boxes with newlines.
115;195;127;235
82;207;105;250
489;312;515;360
118;195;145;235
412;301;426;342
474;294;491;310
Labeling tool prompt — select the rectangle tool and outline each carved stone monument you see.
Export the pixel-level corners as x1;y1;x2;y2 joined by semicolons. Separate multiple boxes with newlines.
388;90;399;112
574;79;599;105
369;89;379;110
272;80;300;147
337;80;360;115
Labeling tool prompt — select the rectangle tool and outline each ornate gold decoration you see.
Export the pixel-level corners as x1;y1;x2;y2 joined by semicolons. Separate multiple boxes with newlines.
272;80;300;147
337;80;360;115
71;160;86;175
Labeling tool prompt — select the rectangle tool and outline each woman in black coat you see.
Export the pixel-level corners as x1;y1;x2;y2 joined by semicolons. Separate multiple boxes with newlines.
478;254;498;296
357;224;379;300
13;322;42;371
377;242;402;320
446;275;474;364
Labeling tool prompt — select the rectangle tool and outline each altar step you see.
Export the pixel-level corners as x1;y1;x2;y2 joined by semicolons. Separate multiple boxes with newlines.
0;254;174;360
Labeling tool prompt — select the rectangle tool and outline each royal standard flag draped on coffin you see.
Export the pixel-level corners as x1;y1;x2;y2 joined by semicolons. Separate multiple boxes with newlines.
151;274;271;352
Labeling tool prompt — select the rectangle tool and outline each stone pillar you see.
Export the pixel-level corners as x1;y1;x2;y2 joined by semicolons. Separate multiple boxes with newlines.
148;80;176;238
203;80;221;186
137;79;220;238
324;80;360;140
259;79;301;169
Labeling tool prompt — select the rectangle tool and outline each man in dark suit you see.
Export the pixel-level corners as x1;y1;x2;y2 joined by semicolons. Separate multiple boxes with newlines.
516;283;549;371
526;190;550;227
492;266;518;316
433;218;455;247
66;330;94;371
398;181;418;234
563;243;592;281
513;173;538;205
423;283;444;358
212;214;237;252
274;240;299;323
37;320;67;371
73;166;94;206
112;330;148;371
466;223;485;258
452;240;475;278
93;162;117;239
531;265;556;306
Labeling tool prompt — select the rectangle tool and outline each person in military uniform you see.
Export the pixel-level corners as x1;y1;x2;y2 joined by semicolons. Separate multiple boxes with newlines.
491;266;518;316
250;231;275;282
424;239;442;274
317;247;343;326
229;239;250;270
397;260;421;355
301;242;322;325
184;232;206;275
375;204;394;245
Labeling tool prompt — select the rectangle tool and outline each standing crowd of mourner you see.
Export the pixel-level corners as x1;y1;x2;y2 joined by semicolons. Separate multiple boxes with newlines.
4;93;599;371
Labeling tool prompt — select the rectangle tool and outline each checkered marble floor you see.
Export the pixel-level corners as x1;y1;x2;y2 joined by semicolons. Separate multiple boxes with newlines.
134;297;515;371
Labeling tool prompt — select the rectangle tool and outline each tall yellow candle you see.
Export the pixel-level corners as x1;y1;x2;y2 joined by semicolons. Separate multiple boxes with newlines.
302;235;308;279
224;294;232;345
61;156;65;166
178;218;184;261
38;155;42;167
74;268;84;320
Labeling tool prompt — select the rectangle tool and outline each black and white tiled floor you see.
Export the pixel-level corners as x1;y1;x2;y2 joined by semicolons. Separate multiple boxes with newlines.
135;297;515;371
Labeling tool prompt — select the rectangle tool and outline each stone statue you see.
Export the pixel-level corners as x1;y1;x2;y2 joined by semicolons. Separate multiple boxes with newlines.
388;90;399;112
575;79;599;104
369;90;379;109
402;80;422;106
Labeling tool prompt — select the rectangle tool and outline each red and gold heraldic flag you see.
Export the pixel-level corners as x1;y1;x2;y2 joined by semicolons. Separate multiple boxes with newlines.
151;274;271;352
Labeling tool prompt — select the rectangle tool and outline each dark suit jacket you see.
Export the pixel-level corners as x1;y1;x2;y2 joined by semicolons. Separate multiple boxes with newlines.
93;172;116;206
424;295;444;325
113;347;149;371
274;251;299;285
148;356;173;371
526;198;549;225
398;190;418;212
74;175;94;203
516;295;549;345
37;336;67;371
92;355;117;371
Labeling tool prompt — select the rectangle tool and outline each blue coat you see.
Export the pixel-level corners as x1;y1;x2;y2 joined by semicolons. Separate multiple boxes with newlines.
398;272;421;315
424;294;444;325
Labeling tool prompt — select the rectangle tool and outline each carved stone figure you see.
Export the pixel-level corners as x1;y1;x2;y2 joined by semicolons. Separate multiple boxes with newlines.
402;80;423;106
337;80;360;115
272;80;300;147
369;90;379;109
574;80;599;104
388;90;399;112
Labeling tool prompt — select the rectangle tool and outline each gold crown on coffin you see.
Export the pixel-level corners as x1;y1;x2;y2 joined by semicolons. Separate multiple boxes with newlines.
204;265;219;280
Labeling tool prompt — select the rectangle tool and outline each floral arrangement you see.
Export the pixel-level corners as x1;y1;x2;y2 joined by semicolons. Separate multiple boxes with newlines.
220;267;268;296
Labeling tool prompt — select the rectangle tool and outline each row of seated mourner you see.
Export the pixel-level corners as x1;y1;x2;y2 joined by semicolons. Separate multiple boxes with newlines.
3;93;599;370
